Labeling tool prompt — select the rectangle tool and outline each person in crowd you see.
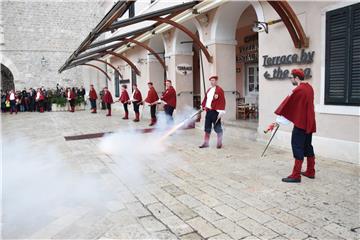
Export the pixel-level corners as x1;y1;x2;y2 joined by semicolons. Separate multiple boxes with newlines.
89;84;98;113
199;76;226;149
161;80;177;124
9;89;17;114
36;88;45;113
67;87;76;112
28;88;36;112
119;84;130;120
1;90;6;112
131;84;142;122
103;87;113;117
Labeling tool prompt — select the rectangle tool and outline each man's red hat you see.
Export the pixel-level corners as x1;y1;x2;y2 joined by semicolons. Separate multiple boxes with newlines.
209;75;218;81
291;69;305;80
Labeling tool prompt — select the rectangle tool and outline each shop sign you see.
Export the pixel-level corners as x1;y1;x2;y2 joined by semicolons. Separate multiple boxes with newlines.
263;49;315;80
176;64;192;75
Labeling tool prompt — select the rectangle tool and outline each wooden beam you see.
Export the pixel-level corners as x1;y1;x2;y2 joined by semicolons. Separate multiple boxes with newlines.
152;17;213;63
277;1;309;48
267;1;309;48
123;38;167;70
105;51;141;76
80;63;111;81
92;59;123;80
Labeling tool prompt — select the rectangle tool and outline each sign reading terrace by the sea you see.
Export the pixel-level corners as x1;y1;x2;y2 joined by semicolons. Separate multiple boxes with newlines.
263;49;315;80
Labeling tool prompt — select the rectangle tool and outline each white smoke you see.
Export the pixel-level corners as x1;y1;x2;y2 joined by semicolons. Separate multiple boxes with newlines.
2;136;114;239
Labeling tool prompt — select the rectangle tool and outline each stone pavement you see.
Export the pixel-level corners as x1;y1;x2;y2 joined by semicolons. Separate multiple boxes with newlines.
1;110;359;240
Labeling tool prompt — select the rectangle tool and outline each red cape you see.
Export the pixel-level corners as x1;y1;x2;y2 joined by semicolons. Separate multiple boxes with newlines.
89;89;97;100
275;83;316;133
145;87;159;104
201;85;226;110
119;90;130;103
103;91;113;104
132;89;142;102
161;86;176;108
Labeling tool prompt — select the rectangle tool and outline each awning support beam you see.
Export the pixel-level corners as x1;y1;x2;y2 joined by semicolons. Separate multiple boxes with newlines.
80;63;112;81
92;59;123;80
123;38;167;70
105;51;141;76
152;17;213;63
267;1;309;48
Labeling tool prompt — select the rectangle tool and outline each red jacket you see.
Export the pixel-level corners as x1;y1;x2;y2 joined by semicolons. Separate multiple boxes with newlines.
103;90;113;104
89;88;97;100
132;89;142;102
119;90;130;103
145;87;159;104
161;86;176;108
275;83;316;133
201;85;226;110
67;90;75;100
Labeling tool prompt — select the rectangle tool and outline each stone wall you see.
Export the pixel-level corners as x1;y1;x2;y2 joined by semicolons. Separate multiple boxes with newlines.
0;0;109;90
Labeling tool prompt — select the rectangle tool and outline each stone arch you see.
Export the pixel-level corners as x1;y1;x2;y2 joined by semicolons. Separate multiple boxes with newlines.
1;64;15;92
211;1;264;42
147;34;167;91
0;55;20;86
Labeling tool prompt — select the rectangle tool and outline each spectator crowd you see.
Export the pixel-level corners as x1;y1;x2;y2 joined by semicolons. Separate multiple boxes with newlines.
1;85;86;114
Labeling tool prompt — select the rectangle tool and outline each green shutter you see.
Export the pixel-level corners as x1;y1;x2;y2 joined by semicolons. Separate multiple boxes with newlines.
349;4;360;105
325;6;349;104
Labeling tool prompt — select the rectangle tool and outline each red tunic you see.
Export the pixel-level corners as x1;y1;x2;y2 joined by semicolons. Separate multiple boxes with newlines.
201;85;226;110
132;89;142;102
103;91;114;104
89;89;98;100
39;91;45;101
275;83;316;133
119;90;130;103
161;86;177;108
67;90;75;100
145;87;159;104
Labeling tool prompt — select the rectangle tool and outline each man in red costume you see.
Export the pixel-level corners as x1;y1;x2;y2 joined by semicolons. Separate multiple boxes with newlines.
161;80;177;124
89;84;98;113
131;84;142;122
199;76;226;149
144;82;159;126
103;87;113;117
268;68;316;183
119;84;130;120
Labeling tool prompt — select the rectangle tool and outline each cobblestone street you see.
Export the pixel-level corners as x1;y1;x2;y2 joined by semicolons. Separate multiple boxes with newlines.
2;110;359;240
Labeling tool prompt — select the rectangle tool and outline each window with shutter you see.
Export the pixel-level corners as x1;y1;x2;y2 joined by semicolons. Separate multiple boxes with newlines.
349;4;360;104
325;3;360;106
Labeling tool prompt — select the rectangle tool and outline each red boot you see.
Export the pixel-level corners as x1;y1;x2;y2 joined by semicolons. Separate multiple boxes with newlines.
106;109;111;117
40;107;44;113
133;112;140;122
216;132;223;149
149;117;157;126
122;111;129;120
282;159;303;183
199;132;210;148
302;156;315;179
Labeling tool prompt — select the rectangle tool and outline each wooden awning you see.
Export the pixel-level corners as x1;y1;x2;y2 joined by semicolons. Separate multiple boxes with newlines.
59;0;309;78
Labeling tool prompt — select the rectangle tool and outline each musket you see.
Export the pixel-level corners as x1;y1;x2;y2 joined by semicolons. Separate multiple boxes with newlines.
261;123;280;157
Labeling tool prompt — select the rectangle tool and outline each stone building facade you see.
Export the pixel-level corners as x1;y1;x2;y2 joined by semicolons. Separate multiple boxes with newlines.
0;0;110;91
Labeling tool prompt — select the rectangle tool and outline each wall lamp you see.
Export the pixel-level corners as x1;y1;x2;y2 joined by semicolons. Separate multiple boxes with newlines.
252;19;282;33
